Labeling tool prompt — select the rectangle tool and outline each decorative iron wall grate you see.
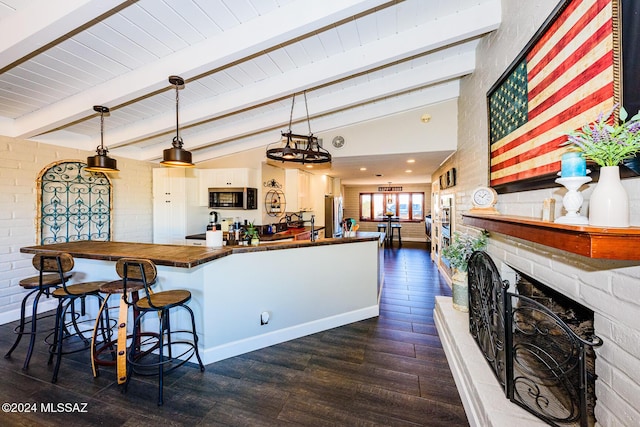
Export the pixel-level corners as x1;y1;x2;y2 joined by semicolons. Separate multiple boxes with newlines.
468;251;603;427
37;161;112;244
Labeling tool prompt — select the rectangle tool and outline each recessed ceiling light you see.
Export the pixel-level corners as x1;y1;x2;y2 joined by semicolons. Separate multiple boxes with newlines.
305;164;313;168
405;169;412;173
360;167;367;171
407;159;415;163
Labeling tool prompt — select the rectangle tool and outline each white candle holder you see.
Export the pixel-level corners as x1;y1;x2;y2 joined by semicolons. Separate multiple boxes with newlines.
554;175;592;225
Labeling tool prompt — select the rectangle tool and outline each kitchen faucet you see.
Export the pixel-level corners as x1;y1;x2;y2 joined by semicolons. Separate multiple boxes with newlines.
299;214;316;242
310;215;315;242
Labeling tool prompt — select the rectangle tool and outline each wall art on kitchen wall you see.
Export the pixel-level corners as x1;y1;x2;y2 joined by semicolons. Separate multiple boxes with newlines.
37;160;112;244
439;168;456;189
487;0;640;194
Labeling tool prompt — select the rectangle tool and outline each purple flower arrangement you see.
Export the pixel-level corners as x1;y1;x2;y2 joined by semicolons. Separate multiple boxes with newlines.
563;104;640;167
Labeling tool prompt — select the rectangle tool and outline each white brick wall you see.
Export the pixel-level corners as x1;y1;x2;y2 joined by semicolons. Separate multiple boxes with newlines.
435;0;640;425
0;137;154;324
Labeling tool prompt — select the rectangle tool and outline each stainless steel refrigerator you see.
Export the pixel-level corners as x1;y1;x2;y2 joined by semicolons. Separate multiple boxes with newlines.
324;195;343;238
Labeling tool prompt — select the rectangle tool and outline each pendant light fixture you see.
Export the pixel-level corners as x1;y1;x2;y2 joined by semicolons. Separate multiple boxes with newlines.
266;91;331;164
161;75;194;167
85;105;119;173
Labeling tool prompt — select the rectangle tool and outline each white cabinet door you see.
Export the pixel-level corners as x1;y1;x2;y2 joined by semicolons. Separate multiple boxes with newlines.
324;176;333;195
284;169;300;212
153;168;187;244
197;169;214;206
284;169;313;212
213;168;256;187
298;170;311;211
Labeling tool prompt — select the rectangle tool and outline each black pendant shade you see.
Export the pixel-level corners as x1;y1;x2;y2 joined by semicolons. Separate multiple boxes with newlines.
266;91;331;165
161;75;194;167
85;105;119;173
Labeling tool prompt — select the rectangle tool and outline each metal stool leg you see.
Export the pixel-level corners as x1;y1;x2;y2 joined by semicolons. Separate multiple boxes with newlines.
184;304;205;371
50;300;66;383
5;288;46;371
157;310;165;406
23;291;46;370
91;295;111;378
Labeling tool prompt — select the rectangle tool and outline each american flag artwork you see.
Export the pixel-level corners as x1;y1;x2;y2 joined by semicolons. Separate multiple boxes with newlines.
488;0;616;191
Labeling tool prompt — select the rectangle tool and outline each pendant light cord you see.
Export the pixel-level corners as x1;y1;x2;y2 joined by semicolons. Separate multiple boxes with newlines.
304;90;311;136
95;106;109;155
173;81;182;148
99;109;105;153
288;93;295;133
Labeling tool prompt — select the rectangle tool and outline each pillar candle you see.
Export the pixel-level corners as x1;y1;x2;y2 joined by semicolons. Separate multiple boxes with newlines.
561;152;586;177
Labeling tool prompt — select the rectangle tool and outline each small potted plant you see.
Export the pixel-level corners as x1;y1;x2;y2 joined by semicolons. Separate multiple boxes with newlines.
563;104;640;227
441;230;488;312
245;222;260;246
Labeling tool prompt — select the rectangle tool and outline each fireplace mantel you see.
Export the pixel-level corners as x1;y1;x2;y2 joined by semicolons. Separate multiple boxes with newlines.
463;213;640;261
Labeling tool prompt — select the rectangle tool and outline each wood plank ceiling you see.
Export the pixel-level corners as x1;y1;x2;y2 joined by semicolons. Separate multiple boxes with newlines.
0;0;501;184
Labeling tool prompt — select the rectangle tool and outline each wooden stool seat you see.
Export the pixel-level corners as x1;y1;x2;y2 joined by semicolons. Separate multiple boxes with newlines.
52;281;106;298
99;280;145;294
19;272;72;289
136;290;191;310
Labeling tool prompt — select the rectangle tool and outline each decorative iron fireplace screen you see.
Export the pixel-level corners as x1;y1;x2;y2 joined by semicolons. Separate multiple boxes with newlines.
468;251;603;427
468;249;509;390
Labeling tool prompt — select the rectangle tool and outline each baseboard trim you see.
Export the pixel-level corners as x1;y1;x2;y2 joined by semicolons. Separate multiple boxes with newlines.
202;305;379;364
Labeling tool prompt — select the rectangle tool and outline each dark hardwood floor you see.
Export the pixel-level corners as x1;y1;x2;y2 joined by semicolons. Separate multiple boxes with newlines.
0;242;468;426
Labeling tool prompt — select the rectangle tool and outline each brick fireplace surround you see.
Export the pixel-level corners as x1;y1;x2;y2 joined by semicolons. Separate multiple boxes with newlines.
431;0;640;424
435;231;640;426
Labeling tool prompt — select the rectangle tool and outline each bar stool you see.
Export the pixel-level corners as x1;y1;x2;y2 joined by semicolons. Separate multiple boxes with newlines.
4;253;73;370
121;258;204;406
391;223;402;246
47;253;108;383
91;258;158;384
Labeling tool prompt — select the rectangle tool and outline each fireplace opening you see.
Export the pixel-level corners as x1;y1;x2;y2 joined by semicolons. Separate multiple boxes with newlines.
468;251;603;427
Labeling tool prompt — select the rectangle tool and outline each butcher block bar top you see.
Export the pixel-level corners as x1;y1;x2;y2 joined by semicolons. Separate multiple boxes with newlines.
21;233;382;268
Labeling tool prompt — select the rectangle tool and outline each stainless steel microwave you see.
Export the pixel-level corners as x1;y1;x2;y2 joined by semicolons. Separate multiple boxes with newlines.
208;187;257;210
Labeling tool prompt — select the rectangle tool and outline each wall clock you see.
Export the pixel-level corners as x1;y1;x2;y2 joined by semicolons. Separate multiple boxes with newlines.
469;186;500;214
332;136;345;148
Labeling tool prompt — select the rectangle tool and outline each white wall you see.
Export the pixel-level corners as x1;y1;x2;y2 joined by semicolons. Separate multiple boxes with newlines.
322;100;458;158
435;1;640;425
0;136;154;323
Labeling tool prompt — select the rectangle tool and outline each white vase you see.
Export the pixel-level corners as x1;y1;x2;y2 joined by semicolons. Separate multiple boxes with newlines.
452;270;469;312
588;166;629;227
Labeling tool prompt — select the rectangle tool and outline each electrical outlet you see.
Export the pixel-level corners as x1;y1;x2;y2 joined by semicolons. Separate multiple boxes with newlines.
260;311;270;325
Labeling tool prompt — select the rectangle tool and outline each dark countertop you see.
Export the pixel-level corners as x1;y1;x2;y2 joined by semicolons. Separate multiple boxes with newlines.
21;232;380;269
186;226;325;242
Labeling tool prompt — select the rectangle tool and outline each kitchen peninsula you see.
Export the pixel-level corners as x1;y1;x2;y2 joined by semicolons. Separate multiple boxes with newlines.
21;233;383;365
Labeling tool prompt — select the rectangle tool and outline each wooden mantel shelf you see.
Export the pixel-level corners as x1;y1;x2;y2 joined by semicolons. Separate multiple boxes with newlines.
462;213;640;261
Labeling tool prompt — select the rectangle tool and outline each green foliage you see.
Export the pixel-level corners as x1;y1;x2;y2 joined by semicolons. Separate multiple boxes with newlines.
441;231;488;272
564;105;640;167
245;221;259;239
